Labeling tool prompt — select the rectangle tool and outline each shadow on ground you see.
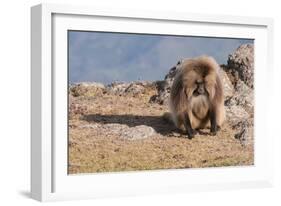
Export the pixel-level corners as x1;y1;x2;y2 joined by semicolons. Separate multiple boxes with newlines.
83;114;180;136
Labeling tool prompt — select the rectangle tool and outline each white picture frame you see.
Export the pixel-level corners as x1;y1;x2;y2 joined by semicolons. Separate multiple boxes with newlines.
31;3;274;202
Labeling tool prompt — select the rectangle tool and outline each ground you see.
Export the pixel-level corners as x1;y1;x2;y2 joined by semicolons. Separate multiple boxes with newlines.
68;85;254;174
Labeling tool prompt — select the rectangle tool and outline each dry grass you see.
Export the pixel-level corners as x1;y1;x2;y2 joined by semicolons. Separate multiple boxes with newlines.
68;88;254;174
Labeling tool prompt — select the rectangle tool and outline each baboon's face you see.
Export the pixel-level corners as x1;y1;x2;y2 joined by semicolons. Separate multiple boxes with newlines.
193;78;206;96
182;67;213;99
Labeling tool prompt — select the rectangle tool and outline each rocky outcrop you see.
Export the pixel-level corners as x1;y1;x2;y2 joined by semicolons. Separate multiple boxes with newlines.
224;44;254;145
226;44;254;88
225;79;254;114
220;68;235;100
232;119;254;146
106;81;153;96
70;81;156;98
105;82;130;95
225;105;250;126
69;82;105;97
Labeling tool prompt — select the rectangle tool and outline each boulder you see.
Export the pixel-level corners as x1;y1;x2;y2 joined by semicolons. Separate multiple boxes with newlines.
106;81;153;96
225;105;250;126
106;82;130;95
124;83;145;96
70;82;105;97
225;79;254;114
226;44;254;88
220;69;235;100
122;125;156;140
232;119;254;146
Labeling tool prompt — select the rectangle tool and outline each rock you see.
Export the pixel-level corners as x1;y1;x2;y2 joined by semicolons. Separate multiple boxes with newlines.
223;44;255;120
70;84;87;97
232;119;254;146
101;123;156;140
106;81;152;96
225;80;254;114
225;105;250;126
106;82;130;95
70;82;105;97
225;105;254;146
220;69;235;100
125;83;145;96
149;80;169;104
226;44;254;88
223;44;254;144
122;125;156;140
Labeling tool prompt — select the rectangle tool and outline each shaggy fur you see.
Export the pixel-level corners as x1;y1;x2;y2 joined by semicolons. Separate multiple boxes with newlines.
169;56;225;134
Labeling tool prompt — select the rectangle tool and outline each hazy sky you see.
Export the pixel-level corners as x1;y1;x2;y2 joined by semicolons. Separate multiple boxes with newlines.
68;31;253;84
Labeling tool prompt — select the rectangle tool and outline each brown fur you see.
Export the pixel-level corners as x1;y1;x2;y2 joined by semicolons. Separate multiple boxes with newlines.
169;56;225;133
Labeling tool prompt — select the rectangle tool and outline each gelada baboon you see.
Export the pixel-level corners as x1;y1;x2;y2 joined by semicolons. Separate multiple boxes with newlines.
169;56;225;138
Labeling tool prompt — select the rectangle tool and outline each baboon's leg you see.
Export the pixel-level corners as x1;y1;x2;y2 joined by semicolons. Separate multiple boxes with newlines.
184;112;195;139
209;108;217;136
